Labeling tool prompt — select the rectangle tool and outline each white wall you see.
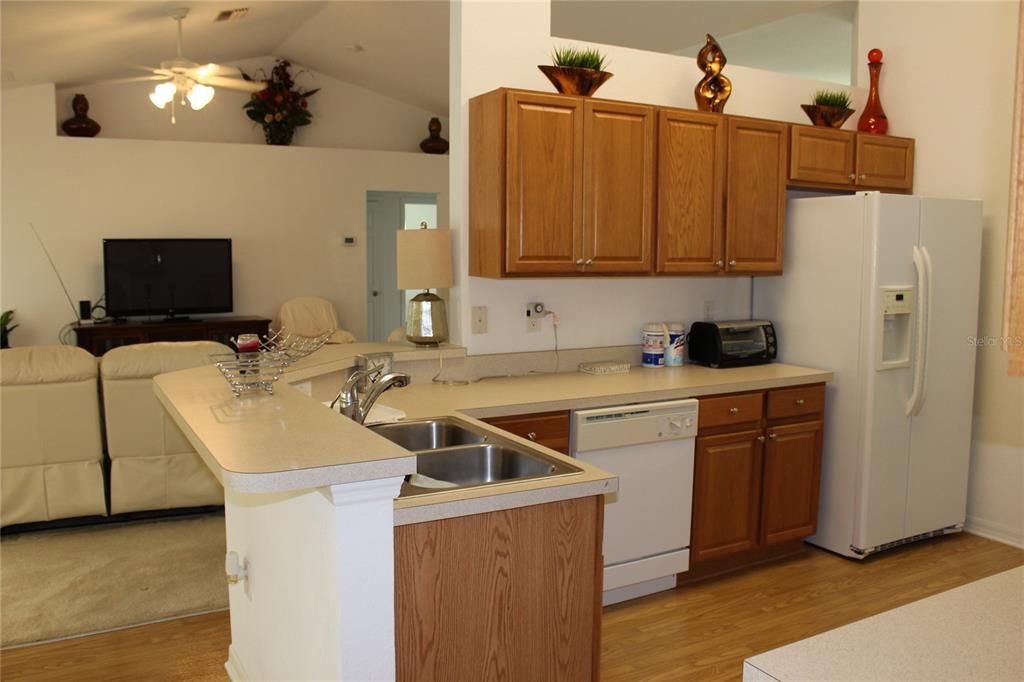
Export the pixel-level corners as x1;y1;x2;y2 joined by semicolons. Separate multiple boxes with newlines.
857;0;1023;547
449;0;867;354
55;57;449;154
2;83;448;345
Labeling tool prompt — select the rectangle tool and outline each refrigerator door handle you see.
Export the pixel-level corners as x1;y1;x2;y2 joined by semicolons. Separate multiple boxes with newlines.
906;245;931;416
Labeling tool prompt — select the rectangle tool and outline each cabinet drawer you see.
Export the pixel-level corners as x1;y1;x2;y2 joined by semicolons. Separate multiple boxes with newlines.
767;384;825;421
698;392;764;430
483;410;570;454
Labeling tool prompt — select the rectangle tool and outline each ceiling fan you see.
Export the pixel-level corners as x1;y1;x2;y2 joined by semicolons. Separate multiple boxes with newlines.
92;7;266;124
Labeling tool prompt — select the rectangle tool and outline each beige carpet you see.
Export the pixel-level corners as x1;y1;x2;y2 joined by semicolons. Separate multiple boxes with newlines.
0;513;227;647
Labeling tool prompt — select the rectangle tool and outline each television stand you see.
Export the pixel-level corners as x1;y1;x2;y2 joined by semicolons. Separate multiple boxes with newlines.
74;316;271;356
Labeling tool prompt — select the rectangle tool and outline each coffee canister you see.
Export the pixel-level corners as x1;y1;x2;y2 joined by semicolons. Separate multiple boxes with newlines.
664;322;686;366
642;323;667;368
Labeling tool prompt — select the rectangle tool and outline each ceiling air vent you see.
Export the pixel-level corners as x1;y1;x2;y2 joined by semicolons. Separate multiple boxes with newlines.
214;8;249;22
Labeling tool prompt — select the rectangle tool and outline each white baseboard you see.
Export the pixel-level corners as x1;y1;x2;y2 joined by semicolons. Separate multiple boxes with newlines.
225;645;248;682
965;515;1024;549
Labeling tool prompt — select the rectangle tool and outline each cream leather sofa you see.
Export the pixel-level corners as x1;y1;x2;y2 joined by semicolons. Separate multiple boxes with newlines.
1;345;107;526
100;341;228;514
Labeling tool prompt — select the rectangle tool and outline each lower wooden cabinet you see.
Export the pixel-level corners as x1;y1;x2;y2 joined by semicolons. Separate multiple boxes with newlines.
761;420;824;545
691;429;764;562
482;410;571;454
691;384;826;567
394;496;604;682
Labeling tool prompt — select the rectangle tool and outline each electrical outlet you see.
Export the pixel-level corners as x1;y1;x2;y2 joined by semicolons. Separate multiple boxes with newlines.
471;306;488;334
704;300;715;321
526;302;544;333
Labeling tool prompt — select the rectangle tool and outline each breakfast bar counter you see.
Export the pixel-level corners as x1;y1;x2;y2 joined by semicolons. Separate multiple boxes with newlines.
152;343;831;682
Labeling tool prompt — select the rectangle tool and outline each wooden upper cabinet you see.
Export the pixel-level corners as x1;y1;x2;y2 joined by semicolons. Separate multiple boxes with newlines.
725;117;787;275
761;420;824;546
582;100;656;273
856;135;915;190
691;429;765;562
656;109;726;274
790;126;856;186
505;91;584;274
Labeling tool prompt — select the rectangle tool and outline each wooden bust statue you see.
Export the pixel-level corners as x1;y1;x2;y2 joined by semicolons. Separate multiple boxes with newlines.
61;94;101;138
419;117;449;155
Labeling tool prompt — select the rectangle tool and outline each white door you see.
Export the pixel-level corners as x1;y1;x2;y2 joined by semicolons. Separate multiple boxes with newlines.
853;193;920;551
366;192;438;342
904;199;983;536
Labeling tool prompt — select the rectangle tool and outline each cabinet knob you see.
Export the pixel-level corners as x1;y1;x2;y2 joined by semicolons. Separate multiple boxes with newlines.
729;407;740;415
715;260;724;268
794;398;806;406
756;435;766;443
848;173;857;180
728;259;737;267
585;258;593;266
575;259;584;266
526;431;537;441
859;174;867;180
768;432;777;439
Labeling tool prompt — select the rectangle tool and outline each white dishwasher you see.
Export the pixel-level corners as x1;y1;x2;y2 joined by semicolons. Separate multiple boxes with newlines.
572;398;698;606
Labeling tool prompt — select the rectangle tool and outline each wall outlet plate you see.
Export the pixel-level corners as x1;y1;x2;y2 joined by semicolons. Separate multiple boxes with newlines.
471;306;488;334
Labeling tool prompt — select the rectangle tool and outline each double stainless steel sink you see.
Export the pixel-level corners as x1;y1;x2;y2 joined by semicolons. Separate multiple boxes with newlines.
369;416;581;497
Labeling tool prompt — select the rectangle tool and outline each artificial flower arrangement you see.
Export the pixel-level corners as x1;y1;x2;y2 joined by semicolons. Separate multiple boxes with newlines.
243;59;320;145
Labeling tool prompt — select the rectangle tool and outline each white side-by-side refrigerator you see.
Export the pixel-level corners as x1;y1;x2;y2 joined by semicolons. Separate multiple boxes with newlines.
753;192;982;558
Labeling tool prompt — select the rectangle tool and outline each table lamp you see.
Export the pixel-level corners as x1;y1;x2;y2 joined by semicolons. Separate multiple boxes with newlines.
397;227;453;345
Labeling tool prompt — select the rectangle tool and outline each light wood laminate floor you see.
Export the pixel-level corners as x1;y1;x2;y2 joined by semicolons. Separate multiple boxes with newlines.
2;533;1022;682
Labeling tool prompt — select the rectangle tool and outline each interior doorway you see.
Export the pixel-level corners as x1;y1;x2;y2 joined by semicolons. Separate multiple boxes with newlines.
366;191;439;342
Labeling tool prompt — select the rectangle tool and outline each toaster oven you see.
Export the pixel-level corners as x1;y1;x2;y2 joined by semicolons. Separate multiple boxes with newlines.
687;320;777;368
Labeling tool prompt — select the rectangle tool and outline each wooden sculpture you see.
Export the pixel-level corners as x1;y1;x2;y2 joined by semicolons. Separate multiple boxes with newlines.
694;34;732;113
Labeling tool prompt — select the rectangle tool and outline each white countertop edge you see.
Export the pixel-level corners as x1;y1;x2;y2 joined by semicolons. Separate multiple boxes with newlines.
219;456;418;495
459;372;832;420
394;475;618;526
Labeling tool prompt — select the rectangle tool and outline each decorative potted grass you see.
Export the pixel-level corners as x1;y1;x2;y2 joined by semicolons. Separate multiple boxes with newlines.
538;46;613;97
801;90;856;128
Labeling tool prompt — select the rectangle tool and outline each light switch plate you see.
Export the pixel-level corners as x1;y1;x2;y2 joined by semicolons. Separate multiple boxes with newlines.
471;306;488;334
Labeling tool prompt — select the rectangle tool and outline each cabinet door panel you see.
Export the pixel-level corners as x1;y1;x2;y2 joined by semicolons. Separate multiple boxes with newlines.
691;430;764;562
656;109;726;274
506;92;583;273
582;101;655;273
725;117;787;274
482;410;571;455
856;135;915;190
762;420;823;546
789;126;856;186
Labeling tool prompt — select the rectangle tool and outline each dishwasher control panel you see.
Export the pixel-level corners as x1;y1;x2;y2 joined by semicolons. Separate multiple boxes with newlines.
572;399;699;453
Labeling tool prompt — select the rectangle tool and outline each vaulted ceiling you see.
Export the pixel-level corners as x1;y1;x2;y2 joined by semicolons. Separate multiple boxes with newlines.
0;1;450;114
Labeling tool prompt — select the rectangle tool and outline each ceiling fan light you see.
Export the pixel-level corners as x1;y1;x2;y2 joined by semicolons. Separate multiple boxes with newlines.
149;82;176;109
186;83;215;110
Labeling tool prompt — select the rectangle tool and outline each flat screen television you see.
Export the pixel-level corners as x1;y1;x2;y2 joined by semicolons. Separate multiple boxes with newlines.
103;238;233;318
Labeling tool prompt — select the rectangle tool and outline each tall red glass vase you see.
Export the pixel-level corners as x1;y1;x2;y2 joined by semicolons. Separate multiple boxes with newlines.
858;48;889;134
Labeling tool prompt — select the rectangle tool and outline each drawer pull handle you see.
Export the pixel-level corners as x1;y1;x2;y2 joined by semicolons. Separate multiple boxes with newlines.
768;432;777;439
794;398;806;406
729;407;740;415
527;432;537;441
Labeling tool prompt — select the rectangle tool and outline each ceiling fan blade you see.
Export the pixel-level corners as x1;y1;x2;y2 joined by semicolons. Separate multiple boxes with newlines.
194;63;243;79
198;75;267;92
68;74;170;88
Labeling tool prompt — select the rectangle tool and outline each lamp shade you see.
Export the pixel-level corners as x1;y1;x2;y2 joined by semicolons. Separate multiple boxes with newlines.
396;228;453;290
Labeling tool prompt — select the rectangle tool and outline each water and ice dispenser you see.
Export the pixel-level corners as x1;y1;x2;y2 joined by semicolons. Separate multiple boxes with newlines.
878;286;914;369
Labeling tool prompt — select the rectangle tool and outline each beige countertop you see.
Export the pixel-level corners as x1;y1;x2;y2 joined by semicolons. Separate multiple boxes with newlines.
743;567;1024;681
282;341;466;383
155;345;831;524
